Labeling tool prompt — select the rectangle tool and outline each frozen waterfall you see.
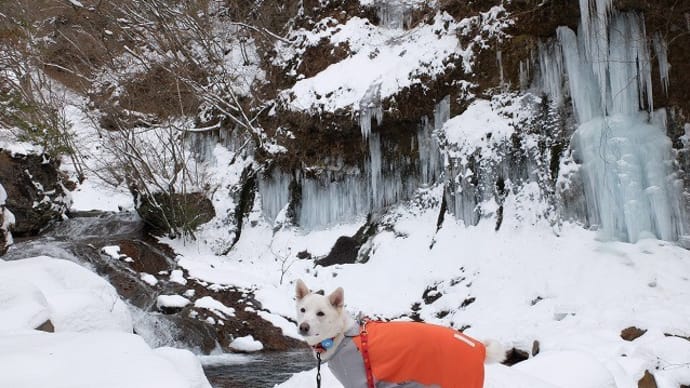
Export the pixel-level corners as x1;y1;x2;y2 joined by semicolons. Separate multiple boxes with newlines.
539;0;686;242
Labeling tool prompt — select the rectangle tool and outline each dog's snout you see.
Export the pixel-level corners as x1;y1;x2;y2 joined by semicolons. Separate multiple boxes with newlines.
299;322;310;334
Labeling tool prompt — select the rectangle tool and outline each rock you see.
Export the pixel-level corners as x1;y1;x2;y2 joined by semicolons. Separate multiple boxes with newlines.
503;347;530;366
318;236;359;266
621;326;647;341
531;340;540;356
35;320;54;333
638;370;657;388
0;151;71;237
135;191;215;237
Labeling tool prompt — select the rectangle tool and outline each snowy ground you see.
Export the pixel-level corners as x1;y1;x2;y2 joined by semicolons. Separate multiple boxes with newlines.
0;256;211;388
164;183;690;388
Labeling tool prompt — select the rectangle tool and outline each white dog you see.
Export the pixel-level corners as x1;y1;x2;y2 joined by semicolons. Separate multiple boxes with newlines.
295;279;505;388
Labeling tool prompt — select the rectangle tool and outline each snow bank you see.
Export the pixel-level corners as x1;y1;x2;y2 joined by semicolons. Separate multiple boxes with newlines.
0;331;211;388
0;256;132;332
0;256;212;388
274;362;563;388
513;351;616;388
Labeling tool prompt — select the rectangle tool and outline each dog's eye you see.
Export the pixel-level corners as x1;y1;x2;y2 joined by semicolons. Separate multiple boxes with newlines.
316;311;325;317
300;308;306;313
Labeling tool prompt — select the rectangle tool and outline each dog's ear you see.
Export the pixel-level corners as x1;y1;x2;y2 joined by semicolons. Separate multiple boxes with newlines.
328;287;344;308
295;279;310;300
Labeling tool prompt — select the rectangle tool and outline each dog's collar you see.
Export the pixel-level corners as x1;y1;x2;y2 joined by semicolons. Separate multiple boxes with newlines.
311;337;335;353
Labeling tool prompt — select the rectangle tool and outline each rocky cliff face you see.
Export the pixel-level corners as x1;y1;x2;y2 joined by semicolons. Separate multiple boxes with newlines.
5;0;687;246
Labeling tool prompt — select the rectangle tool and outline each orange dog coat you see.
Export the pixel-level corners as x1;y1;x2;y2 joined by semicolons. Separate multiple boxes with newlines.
328;320;486;388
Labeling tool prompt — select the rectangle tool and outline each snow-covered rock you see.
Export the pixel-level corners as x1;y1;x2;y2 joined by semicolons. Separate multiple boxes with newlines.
0;331;211;388
229;335;264;352
0;256;212;388
0;256;132;332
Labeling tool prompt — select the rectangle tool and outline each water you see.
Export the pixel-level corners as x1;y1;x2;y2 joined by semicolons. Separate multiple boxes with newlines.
202;350;315;388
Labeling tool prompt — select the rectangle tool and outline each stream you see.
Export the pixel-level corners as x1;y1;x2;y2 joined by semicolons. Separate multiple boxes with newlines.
202;349;315;387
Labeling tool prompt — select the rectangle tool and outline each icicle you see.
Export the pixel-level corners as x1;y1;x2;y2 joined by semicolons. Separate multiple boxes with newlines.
418;96;447;186
578;0;613;114
557;26;602;122
608;13;647;115
298;170;371;229
519;60;530;90
537;40;565;105
258;169;291;224
377;0;407;29
433;95;451;131
359;81;383;140
496;49;504;88
652;32;670;96
368;132;383;208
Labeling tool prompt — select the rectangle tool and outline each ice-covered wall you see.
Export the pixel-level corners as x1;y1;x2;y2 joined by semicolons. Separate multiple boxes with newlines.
258;97;448;229
537;0;687;242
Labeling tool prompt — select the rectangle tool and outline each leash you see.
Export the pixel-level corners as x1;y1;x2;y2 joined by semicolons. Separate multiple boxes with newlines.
316;352;322;388
359;319;376;388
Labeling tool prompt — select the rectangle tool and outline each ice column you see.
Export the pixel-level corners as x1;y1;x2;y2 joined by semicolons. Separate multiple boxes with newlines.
537;0;687;242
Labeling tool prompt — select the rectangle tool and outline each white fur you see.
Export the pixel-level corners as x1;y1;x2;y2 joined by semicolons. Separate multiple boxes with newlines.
483;339;507;364
295;279;355;360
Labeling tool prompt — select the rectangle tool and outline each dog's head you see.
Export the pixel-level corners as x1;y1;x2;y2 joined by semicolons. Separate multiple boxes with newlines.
295;279;346;346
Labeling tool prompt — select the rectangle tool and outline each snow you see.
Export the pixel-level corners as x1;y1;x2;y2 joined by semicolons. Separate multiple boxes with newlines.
157;294;191;309
0;256;132;333
283;13;463;114
141;273;159;286
0;331;211;388
194;296;236;318
276;362;567;388
514;351;616;388
229;335;264;352
442;99;514;159
69;177;134;212
172;192;690;388
0;256;211;388
101;245;126;260
170;269;188;285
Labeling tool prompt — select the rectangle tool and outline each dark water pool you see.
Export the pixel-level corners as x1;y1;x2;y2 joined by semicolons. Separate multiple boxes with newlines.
203;350;316;388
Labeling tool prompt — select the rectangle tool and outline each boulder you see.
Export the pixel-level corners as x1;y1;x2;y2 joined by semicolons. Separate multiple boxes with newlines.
0;150;72;237
638;370;657;388
135;191;215;237
621;326;647;341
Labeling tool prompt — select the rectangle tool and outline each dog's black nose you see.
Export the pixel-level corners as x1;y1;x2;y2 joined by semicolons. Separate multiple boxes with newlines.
299;322;310;334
